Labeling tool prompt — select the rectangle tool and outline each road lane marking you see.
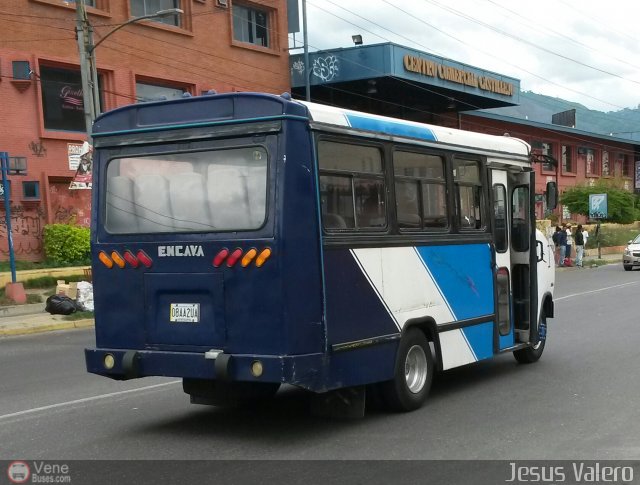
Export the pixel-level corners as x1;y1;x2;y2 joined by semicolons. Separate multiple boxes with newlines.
0;380;181;422
555;281;640;302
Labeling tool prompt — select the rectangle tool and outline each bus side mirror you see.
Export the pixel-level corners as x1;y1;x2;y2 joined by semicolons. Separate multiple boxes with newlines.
546;182;558;210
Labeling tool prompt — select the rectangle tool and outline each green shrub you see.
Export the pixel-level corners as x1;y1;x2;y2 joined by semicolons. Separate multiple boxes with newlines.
43;224;90;265
22;274;87;289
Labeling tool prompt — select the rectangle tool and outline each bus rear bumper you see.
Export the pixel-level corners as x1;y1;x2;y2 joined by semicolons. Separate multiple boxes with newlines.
85;348;324;390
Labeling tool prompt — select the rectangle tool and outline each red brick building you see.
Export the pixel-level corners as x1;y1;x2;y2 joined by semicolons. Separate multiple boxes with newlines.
461;112;638;222
0;0;290;261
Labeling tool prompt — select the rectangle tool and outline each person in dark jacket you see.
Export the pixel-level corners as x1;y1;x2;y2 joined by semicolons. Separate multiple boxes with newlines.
575;224;585;267
556;226;567;266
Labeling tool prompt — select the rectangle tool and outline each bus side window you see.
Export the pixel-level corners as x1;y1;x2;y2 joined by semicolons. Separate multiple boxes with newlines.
493;184;508;252
318;140;385;231
394;151;447;230
454;158;483;230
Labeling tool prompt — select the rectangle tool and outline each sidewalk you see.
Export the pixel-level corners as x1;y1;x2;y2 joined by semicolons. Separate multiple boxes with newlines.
556;251;622;270
0;302;94;337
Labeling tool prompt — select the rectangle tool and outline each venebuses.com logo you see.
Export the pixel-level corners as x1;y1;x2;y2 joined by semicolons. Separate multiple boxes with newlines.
7;461;30;484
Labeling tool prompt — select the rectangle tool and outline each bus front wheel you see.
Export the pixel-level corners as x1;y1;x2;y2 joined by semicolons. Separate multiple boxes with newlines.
513;315;547;364
382;328;434;412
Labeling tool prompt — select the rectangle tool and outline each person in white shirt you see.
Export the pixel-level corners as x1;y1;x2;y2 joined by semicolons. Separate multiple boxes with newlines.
582;227;589;248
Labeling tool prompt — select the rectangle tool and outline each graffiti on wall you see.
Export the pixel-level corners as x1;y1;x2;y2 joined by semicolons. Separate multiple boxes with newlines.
50;181;91;227
0;205;44;256
312;56;340;82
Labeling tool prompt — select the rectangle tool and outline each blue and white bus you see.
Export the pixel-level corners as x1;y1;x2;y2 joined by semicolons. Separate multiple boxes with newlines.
85;92;557;416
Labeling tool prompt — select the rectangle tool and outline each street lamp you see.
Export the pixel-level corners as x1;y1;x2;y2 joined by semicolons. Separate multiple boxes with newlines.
75;1;183;139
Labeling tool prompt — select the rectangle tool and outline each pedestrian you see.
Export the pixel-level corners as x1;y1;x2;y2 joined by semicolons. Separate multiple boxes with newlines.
575;223;585;267
556;225;567;266
552;225;562;265
582;226;589;248
565;223;573;265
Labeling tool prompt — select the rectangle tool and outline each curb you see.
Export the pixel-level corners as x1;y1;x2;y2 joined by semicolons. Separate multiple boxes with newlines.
0;319;94;337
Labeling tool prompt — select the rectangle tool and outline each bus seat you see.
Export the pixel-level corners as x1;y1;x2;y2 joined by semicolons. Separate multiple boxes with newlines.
106;176;138;232
398;213;421;228
133;174;174;232
246;164;267;227
323;213;347;228
169;173;213;231
207;164;250;229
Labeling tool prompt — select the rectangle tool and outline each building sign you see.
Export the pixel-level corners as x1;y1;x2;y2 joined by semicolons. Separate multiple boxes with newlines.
589;193;608;219
69;142;92;190
635;160;640;190
403;54;514;96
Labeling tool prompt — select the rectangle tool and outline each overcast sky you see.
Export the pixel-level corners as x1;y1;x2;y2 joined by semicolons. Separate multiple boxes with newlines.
290;0;640;113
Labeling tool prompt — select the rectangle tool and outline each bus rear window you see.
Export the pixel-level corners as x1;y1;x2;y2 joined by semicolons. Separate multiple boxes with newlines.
105;147;267;234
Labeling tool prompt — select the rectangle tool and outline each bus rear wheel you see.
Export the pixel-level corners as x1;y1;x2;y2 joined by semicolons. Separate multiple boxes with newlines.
381;328;433;412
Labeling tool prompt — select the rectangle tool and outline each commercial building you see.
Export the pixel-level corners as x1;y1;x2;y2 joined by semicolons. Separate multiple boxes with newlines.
290;42;640;221
0;0;290;261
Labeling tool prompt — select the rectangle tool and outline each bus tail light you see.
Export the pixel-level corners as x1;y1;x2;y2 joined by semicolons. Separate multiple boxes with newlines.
226;248;243;267
111;251;126;268
255;248;272;267
123;250;139;268
241;248;257;267
98;251;114;268
137;250;153;268
213;248;229;267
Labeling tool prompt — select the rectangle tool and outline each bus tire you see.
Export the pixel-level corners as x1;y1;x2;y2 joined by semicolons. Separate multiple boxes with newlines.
382;328;433;412
513;315;547;364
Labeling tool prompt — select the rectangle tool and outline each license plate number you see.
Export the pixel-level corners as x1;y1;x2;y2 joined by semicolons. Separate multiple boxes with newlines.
170;303;200;323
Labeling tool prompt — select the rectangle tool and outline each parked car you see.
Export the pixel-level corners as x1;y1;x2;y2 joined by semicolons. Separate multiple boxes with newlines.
623;234;640;271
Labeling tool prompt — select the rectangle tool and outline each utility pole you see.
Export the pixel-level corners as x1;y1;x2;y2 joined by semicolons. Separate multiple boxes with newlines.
302;0;310;101
75;0;95;140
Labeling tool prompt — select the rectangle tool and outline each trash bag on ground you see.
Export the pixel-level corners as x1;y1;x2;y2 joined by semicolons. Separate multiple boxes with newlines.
76;281;94;312
45;295;77;315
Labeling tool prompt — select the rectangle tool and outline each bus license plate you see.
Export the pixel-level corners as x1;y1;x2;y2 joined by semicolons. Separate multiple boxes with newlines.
169;303;200;323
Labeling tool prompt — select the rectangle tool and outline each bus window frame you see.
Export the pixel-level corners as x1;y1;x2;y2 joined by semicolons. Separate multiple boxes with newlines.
316;135;389;234
492;183;508;253
391;147;450;234
97;134;277;240
452;156;486;232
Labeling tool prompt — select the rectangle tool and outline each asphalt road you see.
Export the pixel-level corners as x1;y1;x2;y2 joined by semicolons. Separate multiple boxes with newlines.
1;263;639;461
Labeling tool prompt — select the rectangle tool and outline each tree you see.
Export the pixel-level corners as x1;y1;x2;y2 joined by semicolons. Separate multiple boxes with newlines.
560;179;639;223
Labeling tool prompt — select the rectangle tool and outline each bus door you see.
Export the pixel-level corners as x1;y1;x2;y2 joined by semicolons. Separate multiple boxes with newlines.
509;170;537;345
491;169;514;350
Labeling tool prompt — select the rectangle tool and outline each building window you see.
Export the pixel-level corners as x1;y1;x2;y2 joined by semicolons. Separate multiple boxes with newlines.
394;151;447;230
620;153;631;177
531;141;555;172
67;0;97;6
579;147;598;176
602;150;610;177
233;4;270;47
136;81;187;102
40;65;102;132
22;181;40;200
561;145;573;174
130;0;181;27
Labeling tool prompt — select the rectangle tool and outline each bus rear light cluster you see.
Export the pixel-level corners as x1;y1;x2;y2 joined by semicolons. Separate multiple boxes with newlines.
98;250;153;269
212;247;272;268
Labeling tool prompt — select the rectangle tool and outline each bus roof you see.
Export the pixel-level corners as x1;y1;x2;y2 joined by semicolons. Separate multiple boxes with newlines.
90;92;530;160
299;100;531;158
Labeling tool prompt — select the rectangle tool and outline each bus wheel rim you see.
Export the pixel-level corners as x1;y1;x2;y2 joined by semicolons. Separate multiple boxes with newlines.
405;344;428;394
